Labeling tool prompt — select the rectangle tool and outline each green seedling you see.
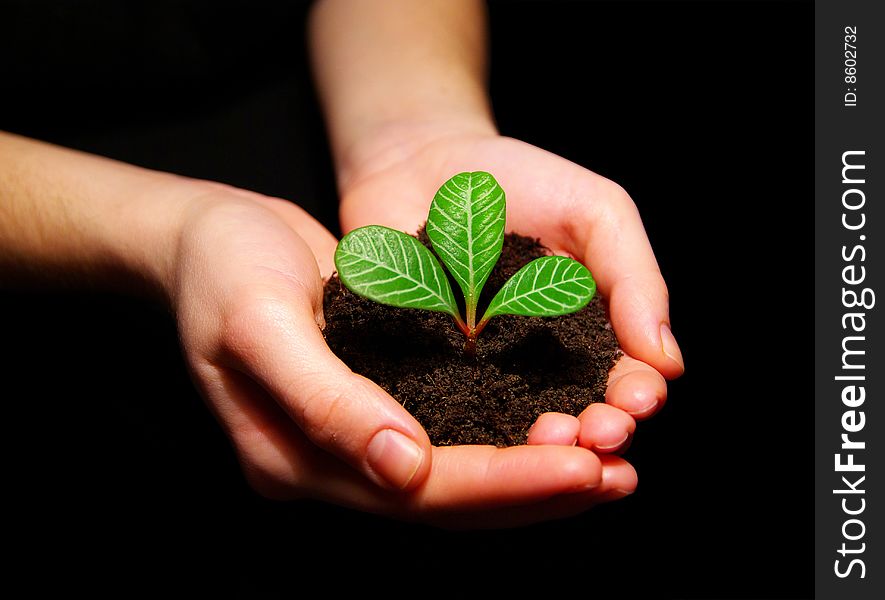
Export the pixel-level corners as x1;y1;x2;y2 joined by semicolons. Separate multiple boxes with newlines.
334;171;596;353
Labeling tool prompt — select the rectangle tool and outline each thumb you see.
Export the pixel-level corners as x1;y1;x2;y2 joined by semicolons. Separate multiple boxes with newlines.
572;183;685;379
607;270;684;381
228;296;432;491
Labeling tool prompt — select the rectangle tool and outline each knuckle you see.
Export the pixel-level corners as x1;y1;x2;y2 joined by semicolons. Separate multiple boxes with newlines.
296;380;352;448
568;174;638;229
607;180;634;204
587;176;635;215
641;270;670;304
590;175;633;206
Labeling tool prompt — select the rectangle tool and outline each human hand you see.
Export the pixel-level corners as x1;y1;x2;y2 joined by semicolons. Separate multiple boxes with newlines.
338;129;684;455
0;130;632;527
170;184;635;526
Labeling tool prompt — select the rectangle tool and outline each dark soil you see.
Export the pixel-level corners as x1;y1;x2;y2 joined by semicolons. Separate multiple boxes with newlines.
322;229;621;447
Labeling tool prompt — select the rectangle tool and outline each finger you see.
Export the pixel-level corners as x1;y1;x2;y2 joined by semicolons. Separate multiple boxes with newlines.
526;412;580;446
203;367;631;527
300;442;607;522
427;455;638;529
606;355;668;420
223;294;433;493
577;403;636;453
586;454;639;505
417;445;602;510
566;180;684;379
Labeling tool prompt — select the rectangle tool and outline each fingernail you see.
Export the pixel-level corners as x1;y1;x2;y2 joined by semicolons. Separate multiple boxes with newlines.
629;393;658;417
611;488;635;499
367;429;424;490
572;477;602;492
660;323;684;373
594;432;630;452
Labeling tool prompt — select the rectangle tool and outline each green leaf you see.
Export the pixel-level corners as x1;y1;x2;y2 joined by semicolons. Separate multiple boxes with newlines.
335;225;460;318
426;171;505;321
481;256;596;321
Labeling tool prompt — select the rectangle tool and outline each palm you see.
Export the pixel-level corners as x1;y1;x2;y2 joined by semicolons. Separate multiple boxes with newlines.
340;132;675;450
341;134;586;258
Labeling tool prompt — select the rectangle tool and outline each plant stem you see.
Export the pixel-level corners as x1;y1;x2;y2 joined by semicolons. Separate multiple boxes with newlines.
466;296;477;330
464;334;476;357
471;317;489;340
453;314;470;336
462;316;489;358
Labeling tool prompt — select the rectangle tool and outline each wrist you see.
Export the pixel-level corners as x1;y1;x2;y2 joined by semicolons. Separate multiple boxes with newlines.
104;175;223;306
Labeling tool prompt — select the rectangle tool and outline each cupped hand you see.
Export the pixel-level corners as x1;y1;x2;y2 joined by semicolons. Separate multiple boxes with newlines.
168;184;634;527
339;131;685;453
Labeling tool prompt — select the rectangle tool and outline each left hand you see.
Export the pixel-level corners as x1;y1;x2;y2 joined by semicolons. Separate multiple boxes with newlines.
338;130;684;453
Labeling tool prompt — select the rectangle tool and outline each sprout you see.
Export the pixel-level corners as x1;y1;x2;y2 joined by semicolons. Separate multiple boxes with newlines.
334;171;596;353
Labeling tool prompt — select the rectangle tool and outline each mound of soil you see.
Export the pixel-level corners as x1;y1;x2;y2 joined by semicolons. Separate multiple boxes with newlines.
322;229;621;447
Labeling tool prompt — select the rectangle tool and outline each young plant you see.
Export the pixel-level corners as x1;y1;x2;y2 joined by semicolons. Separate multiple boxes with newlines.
334;171;596;353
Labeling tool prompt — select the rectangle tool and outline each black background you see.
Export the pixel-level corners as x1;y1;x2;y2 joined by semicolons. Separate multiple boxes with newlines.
1;1;812;597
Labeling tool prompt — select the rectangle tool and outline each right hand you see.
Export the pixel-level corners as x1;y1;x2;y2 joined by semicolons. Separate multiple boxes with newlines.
171;185;638;527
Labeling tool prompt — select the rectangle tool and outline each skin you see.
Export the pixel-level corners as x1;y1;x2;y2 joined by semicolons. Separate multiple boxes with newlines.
310;0;683;463
0;132;635;527
0;0;683;528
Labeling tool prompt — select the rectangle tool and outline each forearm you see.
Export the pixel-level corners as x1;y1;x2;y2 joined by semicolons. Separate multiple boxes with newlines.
0;131;208;300
308;0;497;186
